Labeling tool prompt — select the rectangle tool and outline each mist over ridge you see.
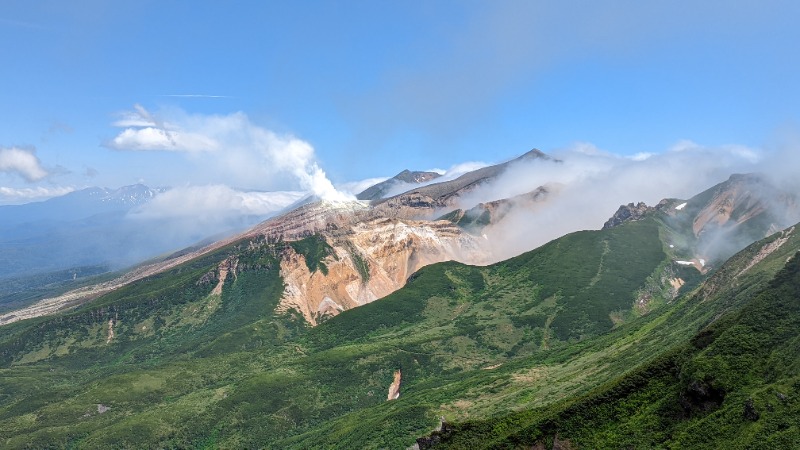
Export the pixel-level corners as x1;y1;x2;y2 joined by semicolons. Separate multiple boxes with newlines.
414;141;800;261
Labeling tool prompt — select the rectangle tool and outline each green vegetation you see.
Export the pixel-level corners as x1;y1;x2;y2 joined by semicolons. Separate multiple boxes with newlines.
437;206;492;231
0;217;797;448
430;251;800;449
345;241;371;282
289;234;336;275
437;209;463;223
458;209;491;230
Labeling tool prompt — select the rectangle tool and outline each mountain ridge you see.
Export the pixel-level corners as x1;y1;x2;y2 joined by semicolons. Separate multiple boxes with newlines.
372;148;557;219
2;167;795;329
356;169;442;201
1;168;799;447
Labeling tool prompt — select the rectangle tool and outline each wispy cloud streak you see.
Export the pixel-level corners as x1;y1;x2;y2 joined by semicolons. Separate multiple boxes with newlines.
160;94;232;99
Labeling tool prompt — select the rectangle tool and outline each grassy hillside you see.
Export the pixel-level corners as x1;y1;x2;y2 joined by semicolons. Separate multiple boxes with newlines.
426;251;800;448
277;225;800;448
0;217;796;448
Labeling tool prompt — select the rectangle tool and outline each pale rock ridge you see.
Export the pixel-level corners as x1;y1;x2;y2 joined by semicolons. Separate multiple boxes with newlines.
691;174;799;238
278;218;488;325
211;257;238;296
442;186;550;231
738;226;795;276
387;369;402;400
372;149;556;220
106;319;115;344
692;177;766;237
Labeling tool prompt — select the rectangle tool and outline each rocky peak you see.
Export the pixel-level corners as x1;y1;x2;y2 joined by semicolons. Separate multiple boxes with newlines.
603;202;654;229
519;148;548;160
393;169;442;184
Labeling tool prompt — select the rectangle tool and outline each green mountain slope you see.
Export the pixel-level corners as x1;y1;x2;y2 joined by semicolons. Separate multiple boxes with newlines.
425;236;800;448
0;218;667;447
0;207;797;448
281;225;800;449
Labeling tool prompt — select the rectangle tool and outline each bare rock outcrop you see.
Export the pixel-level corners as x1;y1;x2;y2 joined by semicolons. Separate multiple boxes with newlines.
278;217;488;325
387;369;402;401
603;202;655;229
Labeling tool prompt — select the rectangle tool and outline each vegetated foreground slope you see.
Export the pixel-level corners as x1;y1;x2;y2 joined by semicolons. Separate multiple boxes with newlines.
284;224;800;449
426;234;800;449
0;207;797;447
0;217;670;448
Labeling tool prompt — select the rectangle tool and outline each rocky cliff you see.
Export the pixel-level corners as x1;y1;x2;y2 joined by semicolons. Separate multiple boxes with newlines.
277;217;488;325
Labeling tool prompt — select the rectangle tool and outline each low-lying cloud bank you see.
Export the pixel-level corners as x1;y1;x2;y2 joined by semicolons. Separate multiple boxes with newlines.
0;186;75;204
108;105;353;202
126;185;304;242
130;186;304;220
446;141;798;261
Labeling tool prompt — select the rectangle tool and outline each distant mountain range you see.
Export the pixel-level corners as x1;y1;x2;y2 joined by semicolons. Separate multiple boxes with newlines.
0;184;298;312
0;184;163;228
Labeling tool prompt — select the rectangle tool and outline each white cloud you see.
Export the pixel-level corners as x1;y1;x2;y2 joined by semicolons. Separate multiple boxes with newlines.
111;109;156;128
108;127;218;152
668;139;701;153
106;105;354;201
337;177;390;196
441;161;490;178
570;142;607;156
108;104;218;152
130;185;305;220
630;152;655;161
0;185;74;204
0;147;49;181
724;144;761;163
126;185;305;239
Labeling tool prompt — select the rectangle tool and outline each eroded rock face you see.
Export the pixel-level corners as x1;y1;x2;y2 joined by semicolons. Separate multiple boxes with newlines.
603;202;655;229
277;217;488;325
691;174;799;238
387;369;402;401
248;200;372;241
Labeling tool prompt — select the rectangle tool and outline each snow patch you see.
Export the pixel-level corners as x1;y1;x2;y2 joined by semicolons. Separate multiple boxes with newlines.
675;202;687;211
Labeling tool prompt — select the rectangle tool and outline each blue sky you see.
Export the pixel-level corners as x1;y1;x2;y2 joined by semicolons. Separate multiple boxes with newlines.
1;0;799;204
